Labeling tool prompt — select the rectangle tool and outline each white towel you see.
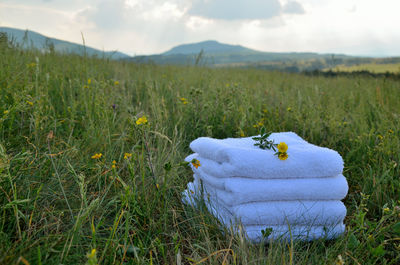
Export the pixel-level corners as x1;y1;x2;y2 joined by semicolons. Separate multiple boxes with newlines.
182;185;346;241
188;132;344;179
191;169;348;205
188;181;346;226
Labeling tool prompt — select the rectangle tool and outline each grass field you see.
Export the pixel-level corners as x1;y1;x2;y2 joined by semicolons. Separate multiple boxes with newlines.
0;41;399;264
328;63;400;74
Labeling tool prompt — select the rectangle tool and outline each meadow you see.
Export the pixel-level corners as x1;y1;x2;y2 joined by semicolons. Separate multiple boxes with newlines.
0;41;399;264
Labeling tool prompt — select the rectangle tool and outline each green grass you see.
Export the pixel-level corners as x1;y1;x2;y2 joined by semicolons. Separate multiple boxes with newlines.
0;41;399;265
327;63;400;74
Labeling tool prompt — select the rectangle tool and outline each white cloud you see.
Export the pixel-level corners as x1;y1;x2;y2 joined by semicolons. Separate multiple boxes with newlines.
0;0;399;56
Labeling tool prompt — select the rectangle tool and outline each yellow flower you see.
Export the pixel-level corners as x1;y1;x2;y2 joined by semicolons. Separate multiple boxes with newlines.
377;134;383;140
112;160;117;169
383;207;390;214
287;107;292;112
278;152;288;161
88;78;92;84
114;80;119;85
124;152;132;159
136;116;148;125
3;110;9;114
91;153;102;159
156;183;159;189
180;97;188;104
191;159;201;169
277;142;288;153
88;248;96;259
26;100;33;106
27;62;36;68
388;129;394;134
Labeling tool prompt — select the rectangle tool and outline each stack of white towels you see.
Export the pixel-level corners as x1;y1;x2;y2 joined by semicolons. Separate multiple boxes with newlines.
182;132;348;242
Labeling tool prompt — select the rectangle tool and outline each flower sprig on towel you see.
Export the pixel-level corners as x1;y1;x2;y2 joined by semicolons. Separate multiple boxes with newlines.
253;127;289;160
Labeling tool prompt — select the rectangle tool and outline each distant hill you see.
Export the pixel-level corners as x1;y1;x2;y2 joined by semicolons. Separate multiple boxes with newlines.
129;40;354;70
0;27;129;59
163;40;255;55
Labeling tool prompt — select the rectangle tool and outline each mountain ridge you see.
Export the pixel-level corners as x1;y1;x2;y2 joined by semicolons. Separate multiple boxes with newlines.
0;27;129;59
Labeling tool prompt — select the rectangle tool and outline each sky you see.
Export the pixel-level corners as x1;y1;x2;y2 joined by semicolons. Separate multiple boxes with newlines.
0;0;399;57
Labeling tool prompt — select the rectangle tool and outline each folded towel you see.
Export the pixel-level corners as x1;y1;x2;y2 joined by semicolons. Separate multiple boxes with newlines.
188;132;344;179
182;185;346;241
189;181;346;226
192;170;348;205
244;223;345;242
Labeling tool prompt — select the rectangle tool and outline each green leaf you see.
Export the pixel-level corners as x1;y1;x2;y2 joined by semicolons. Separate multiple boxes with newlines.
164;162;172;171
261;228;273;238
392;222;400;235
348;233;360;249
370;245;385;257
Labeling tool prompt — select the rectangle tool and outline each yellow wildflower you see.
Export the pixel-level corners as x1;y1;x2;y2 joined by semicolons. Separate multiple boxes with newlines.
191;159;201;169
3;110;9;114
87;248;96;259
277;142;288;153
124;152;132;159
278;152;288;161
136;116;148;125
26;100;33;106
114;80;119;85
156;183;159;189
287;107;292;112
91;153;102;159
180;97;188;104
88;78;92;84
388;129;394;134
112;160;117;169
377;134;383;140
27;62;36;68
383;207;390;214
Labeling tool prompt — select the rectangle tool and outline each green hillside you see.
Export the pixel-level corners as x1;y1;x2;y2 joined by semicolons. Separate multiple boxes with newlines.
0;27;129;59
1;40;399;264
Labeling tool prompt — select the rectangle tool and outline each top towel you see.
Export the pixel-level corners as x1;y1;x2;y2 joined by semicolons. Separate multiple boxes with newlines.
189;132;344;179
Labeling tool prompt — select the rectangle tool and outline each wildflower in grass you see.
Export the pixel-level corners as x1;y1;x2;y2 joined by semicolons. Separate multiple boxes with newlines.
114;80;119;85
277;142;288;153
253;120;264;128
287;107;292;112
26;100;33;106
191;158;201;169
91;153;102;159
156;183;159;189
377;134;383;140
27;62;36;68
180;97;188;104
3;110;9;114
112;160;117;169
383;207;390;214
124;152;132;159
88;78;92;84
278;152;289;161
136;116;148;125
86;248;98;265
388;129;394;134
